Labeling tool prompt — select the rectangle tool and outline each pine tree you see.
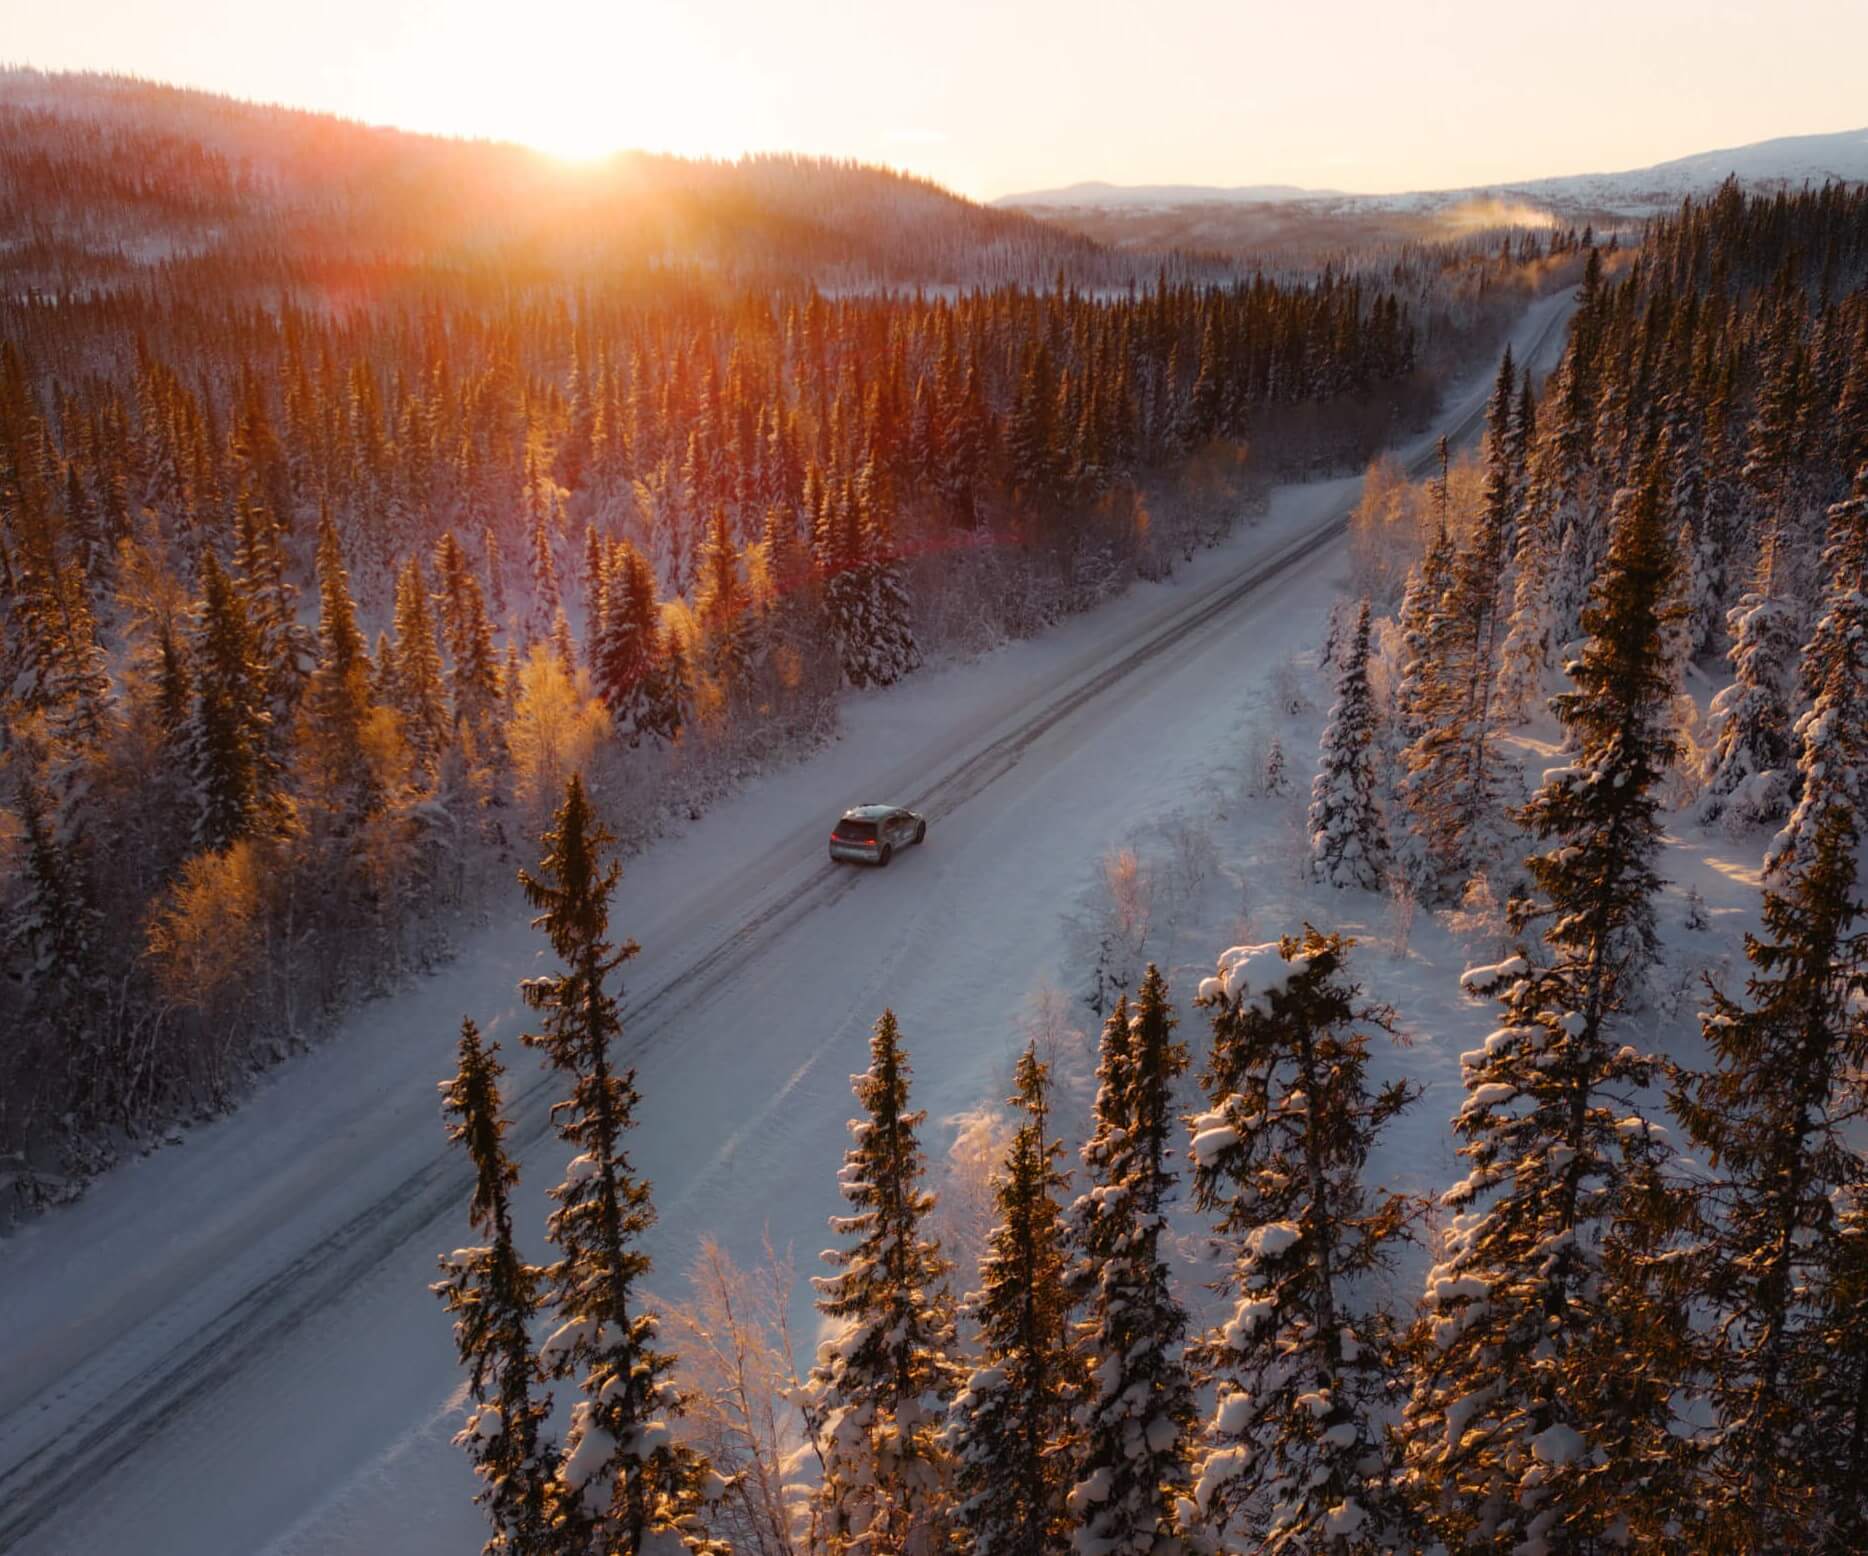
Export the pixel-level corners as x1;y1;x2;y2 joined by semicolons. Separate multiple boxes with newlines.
806;1010;959;1556
1399;466;1685;1552
528;477;563;646
1186;931;1421;1552
694;506;753;701
1699;532;1800;830
1307;600;1387;890
300;508;379;824
1066;966;1194;1556
438;531;507;750
433;1017;557;1554
184;548;277;851
1392;522;1455;751
1397;359;1519;899
594;542;677;746
5;755;103;1101
1670;488;1868;1549
947;1046;1077;1556
1767;485;1868;881
231;488;311;729
519;776;722;1554
392;555;451;785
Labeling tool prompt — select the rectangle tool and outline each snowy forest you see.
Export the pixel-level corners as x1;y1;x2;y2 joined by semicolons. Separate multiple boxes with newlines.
8;63;1868;1556
0;75;1555;1192
424;179;1868;1556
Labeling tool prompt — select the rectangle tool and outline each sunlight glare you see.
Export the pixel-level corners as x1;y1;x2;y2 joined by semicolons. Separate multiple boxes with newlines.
399;0;775;167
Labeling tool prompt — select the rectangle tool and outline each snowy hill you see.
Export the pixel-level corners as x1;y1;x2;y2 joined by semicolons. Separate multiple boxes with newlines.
998;126;1868;255
0;67;1177;289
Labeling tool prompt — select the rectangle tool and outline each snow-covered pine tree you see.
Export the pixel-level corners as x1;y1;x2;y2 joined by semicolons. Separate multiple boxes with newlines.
1395;535;1515;899
4;755;102;1092
694;506;753;703
1399;464;1686;1553
1767;483;1868;881
1669;485;1868;1549
1262;735;1292;795
433;1017;558;1554
300;508;380;825
231;489;311;732
593;541;682;747
527;473;563;647
437;530;507;751
1495;508;1551;726
519;776;724;1555
1808;1186;1868;1551
806;1010;959;1556
184;547;278;851
1397;360;1524;897
1307;599;1387;890
391;555;451;785
1698;530;1801;830
947;1045;1077;1556
1391;520;1455;753
1066;965;1194;1556
1186;930;1422;1552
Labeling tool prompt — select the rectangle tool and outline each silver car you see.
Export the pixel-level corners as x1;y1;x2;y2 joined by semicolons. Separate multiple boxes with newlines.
828;804;927;867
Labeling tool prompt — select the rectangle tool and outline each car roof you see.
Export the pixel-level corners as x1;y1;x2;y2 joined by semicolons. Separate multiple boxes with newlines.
841;804;901;820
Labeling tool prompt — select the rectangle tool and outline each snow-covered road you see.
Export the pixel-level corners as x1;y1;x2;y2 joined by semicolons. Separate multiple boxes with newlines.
0;290;1574;1556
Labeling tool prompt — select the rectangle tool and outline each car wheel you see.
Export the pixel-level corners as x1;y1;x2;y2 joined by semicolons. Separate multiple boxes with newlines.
877;845;893;868
914;821;926;845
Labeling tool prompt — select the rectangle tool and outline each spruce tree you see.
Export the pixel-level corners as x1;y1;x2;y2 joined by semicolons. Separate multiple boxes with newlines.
1399;467;1685;1551
694;506;753;701
1066;966;1194;1556
1397;361;1519;899
1187;930;1421;1552
594;542;677;746
806;1010;959;1556
1698;532;1800;831
1670;488;1868;1549
185;548;277;851
300;508;379;824
1392;521;1455;752
519;776;721;1554
1307;600;1387;890
434;1017;557;1554
438;530;507;747
1768;485;1868;880
948;1046;1077;1556
392;555;451;785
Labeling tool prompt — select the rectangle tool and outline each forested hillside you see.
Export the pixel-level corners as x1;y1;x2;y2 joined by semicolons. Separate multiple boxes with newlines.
413;179;1868;1556
0;66;1176;290
0;74;1558;1204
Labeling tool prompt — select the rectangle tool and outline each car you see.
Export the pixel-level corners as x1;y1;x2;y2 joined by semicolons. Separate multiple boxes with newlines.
828;803;927;867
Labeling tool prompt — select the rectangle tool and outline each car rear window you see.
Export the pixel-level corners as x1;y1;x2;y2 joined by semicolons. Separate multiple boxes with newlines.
836;820;877;841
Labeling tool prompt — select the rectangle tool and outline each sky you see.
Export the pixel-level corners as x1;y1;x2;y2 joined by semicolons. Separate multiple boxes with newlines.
6;0;1868;200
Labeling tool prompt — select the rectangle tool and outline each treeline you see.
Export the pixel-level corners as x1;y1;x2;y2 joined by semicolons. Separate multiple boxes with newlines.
0;120;1581;1205
435;416;1868;1556
1328;177;1868;910
1281;177;1868;1550
436;467;1868;1556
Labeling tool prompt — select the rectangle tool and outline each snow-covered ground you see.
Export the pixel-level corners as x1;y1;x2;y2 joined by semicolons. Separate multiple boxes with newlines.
0;290;1573;1556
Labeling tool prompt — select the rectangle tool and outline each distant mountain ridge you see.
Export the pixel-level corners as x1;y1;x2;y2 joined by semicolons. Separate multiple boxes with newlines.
999;127;1868;219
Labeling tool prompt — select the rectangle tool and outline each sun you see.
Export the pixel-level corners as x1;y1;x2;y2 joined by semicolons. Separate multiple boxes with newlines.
394;4;773;170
